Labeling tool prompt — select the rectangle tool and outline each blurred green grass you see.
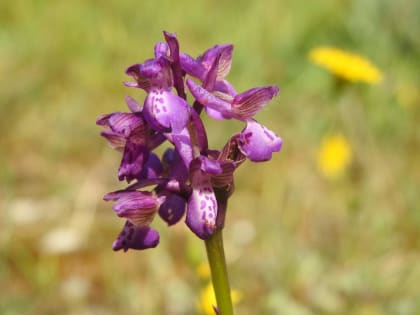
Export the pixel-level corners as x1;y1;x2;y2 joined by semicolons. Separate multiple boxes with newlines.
1;0;420;314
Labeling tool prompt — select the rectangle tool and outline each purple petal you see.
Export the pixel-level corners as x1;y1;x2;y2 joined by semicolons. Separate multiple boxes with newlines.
113;221;159;251
125;95;143;112
199;44;233;80
125;64;152;91
180;52;206;80
108;113;145;138
154;42;168;58
170;129;194;168
112;191;158;226
238;120;282;162
158;193;187;225
199;156;222;175
214;80;236;96
144;89;190;133
100;130;126;151
186;79;232;120
96;113;114;126
231;85;279;120
137;152;163;180
118;143;149;182
185;161;217;239
163;31;186;99
190;109;208;151
163;148;189;183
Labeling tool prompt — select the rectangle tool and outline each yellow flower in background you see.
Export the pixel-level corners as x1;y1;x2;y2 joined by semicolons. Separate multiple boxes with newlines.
198;282;241;315
196;263;211;279
308;46;383;84
317;134;352;179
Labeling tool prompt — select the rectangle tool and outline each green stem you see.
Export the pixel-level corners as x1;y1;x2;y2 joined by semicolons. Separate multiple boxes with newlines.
205;228;234;315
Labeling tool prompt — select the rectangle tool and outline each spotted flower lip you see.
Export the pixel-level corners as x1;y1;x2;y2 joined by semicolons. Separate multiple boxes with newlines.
186;158;218;239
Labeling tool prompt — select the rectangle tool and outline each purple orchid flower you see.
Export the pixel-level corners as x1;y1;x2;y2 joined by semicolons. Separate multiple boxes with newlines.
97;31;282;251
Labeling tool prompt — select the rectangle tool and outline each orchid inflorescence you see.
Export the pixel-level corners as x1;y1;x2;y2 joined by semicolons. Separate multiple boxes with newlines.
97;31;282;252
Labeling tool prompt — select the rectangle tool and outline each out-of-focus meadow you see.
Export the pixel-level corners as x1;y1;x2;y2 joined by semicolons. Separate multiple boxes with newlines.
1;0;420;314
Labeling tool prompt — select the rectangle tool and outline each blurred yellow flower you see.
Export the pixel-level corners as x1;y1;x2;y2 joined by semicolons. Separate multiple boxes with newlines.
199;282;241;315
308;46;383;84
196;263;211;279
317;134;352;179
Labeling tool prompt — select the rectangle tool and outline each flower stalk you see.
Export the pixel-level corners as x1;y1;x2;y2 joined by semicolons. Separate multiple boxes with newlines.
205;228;233;315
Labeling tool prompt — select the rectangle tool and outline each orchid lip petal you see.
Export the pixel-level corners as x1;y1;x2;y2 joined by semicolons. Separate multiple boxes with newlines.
185;161;217;239
239;120;282;162
143;89;190;133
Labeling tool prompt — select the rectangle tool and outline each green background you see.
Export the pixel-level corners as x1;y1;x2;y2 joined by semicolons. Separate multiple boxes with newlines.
1;0;419;314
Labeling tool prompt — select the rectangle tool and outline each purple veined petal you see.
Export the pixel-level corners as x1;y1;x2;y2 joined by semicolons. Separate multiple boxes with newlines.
125;63;152;91
96;113;115;126
185;160;217;239
144;89;190;133
108;113;145;138
186;79;232;120
113;221;159;251
140;57;173;89
198;44;233;81
163;31;186;99
202;53;220;91
180;52;206;80
100;130;126;151
125;95;143;112
231;85;279;120
238;120;282;162
118;143;150;182
112;191;158;226
154;42;169;58
158;193;187;225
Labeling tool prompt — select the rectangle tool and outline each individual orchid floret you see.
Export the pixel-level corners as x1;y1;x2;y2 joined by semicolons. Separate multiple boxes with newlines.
186;78;279;121
113;221;160;251
238;119;282;162
180;44;233;84
104;190;160;226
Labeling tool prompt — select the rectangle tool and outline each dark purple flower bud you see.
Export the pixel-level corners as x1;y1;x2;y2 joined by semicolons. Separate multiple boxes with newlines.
238;120;282;162
118;143;149;182
112;221;159;251
158;193;187;225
